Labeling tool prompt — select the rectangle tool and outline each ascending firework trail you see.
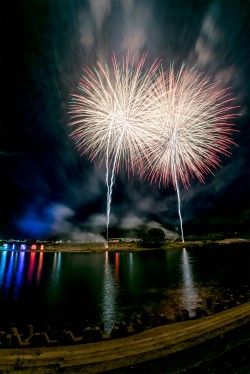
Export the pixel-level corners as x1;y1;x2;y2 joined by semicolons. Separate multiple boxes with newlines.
68;54;238;244
172;128;184;242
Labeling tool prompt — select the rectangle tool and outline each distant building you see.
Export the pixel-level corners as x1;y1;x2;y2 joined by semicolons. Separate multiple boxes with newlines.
108;238;124;243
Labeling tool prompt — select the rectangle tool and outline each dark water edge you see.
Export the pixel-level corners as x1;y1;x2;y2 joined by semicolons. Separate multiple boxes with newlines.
0;243;249;339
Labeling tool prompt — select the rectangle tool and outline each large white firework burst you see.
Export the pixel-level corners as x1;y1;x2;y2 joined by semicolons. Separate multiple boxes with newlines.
68;52;161;175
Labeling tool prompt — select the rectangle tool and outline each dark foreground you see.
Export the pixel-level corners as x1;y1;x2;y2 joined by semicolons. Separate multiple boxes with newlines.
105;319;249;374
0;302;249;373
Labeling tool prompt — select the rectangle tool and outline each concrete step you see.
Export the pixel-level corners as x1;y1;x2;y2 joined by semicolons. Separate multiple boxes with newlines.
0;302;249;373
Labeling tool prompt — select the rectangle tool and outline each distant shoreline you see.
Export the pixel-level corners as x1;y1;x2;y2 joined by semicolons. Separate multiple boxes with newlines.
1;238;249;253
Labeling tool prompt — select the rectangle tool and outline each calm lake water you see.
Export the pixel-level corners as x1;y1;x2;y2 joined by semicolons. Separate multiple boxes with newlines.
0;245;249;333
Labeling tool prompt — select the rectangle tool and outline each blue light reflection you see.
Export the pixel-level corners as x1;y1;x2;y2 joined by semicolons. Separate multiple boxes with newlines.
14;252;26;298
5;251;14;290
0;251;7;287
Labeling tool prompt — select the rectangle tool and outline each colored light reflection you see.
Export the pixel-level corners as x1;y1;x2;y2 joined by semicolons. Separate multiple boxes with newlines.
14;252;26;298
0;251;8;287
181;248;198;316
28;252;36;283
100;251;118;333
114;252;120;284
5;251;15;290
36;252;44;283
52;252;61;285
129;252;133;272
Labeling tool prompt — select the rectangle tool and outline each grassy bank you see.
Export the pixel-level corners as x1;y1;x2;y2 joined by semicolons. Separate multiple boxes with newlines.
23;238;250;253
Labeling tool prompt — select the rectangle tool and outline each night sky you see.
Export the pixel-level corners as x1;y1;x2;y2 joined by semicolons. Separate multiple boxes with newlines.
1;0;249;241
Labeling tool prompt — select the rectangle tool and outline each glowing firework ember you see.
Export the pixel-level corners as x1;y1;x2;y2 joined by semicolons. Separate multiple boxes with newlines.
68;55;238;244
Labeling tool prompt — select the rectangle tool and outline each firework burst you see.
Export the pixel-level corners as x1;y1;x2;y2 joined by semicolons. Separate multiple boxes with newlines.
143;64;238;189
68;52;161;173
68;55;238;243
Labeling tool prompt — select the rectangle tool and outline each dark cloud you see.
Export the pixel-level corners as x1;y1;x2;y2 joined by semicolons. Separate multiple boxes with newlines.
1;0;249;239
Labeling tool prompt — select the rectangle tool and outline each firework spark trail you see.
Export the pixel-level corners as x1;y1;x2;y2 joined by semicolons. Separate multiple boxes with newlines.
172;128;184;242
69;53;161;245
106;121;128;245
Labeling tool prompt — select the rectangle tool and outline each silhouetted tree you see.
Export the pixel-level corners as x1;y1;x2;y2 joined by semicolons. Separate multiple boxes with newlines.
140;228;165;247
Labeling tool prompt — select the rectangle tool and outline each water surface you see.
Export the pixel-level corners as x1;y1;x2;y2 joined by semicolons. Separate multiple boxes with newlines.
0;245;249;332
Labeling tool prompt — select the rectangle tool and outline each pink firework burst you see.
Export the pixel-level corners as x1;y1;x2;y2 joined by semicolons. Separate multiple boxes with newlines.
142;64;239;189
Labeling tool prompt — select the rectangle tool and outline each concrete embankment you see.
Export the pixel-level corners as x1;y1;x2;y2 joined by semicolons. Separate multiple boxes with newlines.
0;302;249;373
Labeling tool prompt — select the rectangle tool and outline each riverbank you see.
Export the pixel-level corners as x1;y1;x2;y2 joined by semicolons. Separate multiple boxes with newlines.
2;237;248;253
35;237;250;252
50;238;248;252
0;302;249;373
